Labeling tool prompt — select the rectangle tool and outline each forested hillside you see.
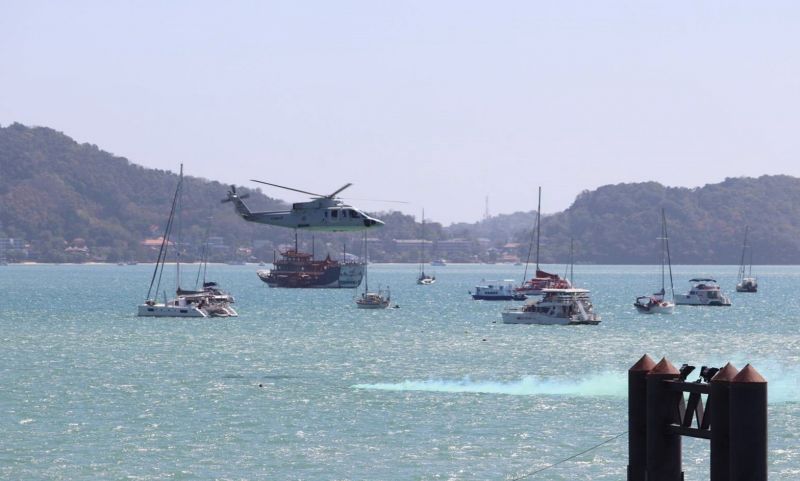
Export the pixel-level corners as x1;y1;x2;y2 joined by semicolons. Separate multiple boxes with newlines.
0;123;287;261
503;178;800;264
3;122;800;263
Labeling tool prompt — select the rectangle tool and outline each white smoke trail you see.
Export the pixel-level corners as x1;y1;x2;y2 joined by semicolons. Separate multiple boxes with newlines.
353;373;627;397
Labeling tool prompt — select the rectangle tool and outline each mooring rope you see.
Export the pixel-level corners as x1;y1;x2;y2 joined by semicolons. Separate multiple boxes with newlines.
506;430;628;480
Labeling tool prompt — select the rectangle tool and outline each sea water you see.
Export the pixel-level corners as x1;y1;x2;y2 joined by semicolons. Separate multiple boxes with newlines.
1;263;798;480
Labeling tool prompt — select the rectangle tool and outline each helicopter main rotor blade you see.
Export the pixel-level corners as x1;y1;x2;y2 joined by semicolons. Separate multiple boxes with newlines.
250;180;326;198
327;183;353;198
340;197;410;204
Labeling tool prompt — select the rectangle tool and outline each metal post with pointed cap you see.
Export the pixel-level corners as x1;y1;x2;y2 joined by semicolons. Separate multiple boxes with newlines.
729;364;767;481
710;363;739;481
646;357;683;481
628;354;656;481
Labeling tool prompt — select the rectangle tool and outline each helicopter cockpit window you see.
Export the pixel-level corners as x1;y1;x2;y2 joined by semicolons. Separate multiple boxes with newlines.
348;210;360;218
331;209;338;218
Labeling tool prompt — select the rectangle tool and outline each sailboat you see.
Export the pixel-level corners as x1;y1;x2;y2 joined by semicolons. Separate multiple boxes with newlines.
735;226;758;293
634;209;675;314
356;231;391;309
416;210;435;285
137;165;236;318
515;187;571;296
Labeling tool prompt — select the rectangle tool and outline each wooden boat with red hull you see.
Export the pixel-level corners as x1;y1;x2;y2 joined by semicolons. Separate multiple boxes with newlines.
257;250;364;288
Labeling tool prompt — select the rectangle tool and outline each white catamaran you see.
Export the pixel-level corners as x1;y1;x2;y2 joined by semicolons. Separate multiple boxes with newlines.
137;165;237;318
634;209;675;314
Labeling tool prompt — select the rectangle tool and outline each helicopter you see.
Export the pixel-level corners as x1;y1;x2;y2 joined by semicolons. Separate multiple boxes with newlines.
223;180;385;231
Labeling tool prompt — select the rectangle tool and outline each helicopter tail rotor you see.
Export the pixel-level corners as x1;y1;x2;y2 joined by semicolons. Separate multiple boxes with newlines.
221;185;250;204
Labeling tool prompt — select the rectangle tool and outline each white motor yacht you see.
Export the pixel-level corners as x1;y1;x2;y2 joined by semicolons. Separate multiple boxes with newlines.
471;280;526;301
502;288;600;325
674;278;731;306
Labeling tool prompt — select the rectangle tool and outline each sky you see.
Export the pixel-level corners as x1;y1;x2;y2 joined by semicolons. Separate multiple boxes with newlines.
2;1;799;224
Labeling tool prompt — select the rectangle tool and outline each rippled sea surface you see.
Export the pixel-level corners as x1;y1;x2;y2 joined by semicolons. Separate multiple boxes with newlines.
1;263;799;480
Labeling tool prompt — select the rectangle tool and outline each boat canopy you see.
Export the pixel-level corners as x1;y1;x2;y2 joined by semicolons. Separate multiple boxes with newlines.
689;278;717;283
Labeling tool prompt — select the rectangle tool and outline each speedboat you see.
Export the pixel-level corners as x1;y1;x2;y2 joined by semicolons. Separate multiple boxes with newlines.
502;288;600;325
674;278;731;306
471;280;526;300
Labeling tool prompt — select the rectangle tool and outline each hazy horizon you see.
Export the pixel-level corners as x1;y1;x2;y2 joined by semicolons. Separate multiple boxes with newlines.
3;1;799;223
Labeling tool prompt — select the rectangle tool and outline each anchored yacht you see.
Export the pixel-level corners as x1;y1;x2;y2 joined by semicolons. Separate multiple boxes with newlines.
502;288;600;325
674;279;731;306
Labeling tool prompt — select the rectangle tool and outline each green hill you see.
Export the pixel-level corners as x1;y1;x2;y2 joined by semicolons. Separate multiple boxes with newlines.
0;123;289;262
2;122;800;264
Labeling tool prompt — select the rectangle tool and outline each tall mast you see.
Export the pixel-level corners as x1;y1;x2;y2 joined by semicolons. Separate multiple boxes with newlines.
535;187;542;270
569;238;574;285
662;208;675;300
176;164;183;291
420;209;425;275
738;226;749;282
660;210;666;292
363;230;369;293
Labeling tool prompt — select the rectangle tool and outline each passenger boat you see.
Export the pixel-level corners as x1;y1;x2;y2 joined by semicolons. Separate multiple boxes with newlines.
471;280;526;300
634;209;675;314
735;226;758;293
515;187;571;296
502;288;600;325
674;279;731;306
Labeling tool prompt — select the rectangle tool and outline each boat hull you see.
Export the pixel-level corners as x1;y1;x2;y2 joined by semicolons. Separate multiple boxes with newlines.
137;304;208;317
501;311;600;325
674;295;731;306
258;263;364;288
634;301;675;314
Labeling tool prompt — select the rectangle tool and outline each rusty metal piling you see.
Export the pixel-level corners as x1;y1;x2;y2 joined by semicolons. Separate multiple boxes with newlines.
646;357;683;481
627;354;655;481
729;364;768;481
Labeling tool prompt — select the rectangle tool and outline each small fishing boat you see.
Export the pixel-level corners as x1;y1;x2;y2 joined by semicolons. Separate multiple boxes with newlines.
735;226;758;293
634;209;675;314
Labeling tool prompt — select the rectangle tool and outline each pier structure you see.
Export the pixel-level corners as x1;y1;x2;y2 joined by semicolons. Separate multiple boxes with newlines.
627;355;767;481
